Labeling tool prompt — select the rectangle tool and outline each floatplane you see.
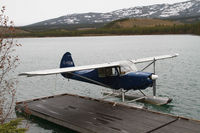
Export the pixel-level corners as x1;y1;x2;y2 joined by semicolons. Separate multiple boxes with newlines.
19;52;178;106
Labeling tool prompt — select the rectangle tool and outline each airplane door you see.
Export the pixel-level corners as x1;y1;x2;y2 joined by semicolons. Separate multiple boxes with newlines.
97;67;120;89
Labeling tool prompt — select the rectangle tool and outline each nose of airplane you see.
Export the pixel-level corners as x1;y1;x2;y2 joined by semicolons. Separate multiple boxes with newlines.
151;74;158;80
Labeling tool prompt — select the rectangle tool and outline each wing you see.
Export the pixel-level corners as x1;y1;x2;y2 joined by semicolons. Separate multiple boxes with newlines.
19;53;178;77
19;62;120;77
132;53;179;64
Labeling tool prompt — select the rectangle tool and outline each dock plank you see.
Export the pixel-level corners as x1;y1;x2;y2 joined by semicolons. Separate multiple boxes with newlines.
16;93;200;133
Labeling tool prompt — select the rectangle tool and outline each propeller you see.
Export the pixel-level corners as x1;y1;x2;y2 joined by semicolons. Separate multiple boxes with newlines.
140;58;158;96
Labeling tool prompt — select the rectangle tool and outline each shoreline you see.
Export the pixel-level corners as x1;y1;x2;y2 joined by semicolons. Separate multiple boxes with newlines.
11;33;200;39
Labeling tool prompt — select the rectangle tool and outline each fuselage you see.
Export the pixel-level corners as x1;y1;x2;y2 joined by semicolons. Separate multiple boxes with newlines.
59;52;154;90
61;69;153;90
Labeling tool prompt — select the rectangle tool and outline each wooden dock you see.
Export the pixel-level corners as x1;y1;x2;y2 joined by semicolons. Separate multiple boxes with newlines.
16;93;200;133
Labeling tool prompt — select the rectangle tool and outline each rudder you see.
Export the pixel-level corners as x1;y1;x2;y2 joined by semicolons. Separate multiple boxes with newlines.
60;52;75;68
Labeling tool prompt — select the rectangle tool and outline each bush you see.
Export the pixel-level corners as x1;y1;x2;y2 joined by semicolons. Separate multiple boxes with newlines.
0;118;27;133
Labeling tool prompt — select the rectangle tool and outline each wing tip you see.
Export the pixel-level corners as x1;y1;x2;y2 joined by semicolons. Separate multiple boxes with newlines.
174;53;179;57
18;73;25;76
18;73;32;77
18;73;28;77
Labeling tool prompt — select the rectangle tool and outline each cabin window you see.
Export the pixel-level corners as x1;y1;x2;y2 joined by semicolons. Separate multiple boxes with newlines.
98;67;119;77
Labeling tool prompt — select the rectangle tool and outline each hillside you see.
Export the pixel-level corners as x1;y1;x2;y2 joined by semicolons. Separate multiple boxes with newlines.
0;27;29;35
166;15;200;23
21;23;105;32
104;18;182;29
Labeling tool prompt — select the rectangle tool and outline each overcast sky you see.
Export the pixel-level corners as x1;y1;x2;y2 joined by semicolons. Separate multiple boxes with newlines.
0;0;189;26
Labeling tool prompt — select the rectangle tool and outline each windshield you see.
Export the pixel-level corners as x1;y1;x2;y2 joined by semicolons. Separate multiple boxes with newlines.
120;61;138;74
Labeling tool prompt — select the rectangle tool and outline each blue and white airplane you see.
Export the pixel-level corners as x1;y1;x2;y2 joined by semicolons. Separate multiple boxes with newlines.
19;52;178;105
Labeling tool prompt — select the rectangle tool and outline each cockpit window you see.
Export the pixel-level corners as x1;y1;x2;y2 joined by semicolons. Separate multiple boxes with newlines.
98;67;120;77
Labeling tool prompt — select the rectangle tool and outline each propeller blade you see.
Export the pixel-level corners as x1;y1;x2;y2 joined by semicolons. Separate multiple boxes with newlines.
150;74;157;96
153;80;156;96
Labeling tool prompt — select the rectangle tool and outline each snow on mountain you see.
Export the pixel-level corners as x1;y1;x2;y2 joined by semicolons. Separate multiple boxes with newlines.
160;1;194;17
30;0;200;26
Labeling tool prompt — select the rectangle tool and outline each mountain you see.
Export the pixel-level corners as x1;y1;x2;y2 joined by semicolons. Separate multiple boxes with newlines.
27;0;200;27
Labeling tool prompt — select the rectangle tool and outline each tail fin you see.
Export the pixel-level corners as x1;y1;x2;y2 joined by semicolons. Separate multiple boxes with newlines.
60;52;75;68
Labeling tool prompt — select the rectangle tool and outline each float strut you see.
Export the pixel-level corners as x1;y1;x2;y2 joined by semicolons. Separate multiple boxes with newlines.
121;89;125;102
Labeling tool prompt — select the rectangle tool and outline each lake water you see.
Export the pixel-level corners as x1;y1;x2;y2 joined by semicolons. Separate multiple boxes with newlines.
15;35;200;132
